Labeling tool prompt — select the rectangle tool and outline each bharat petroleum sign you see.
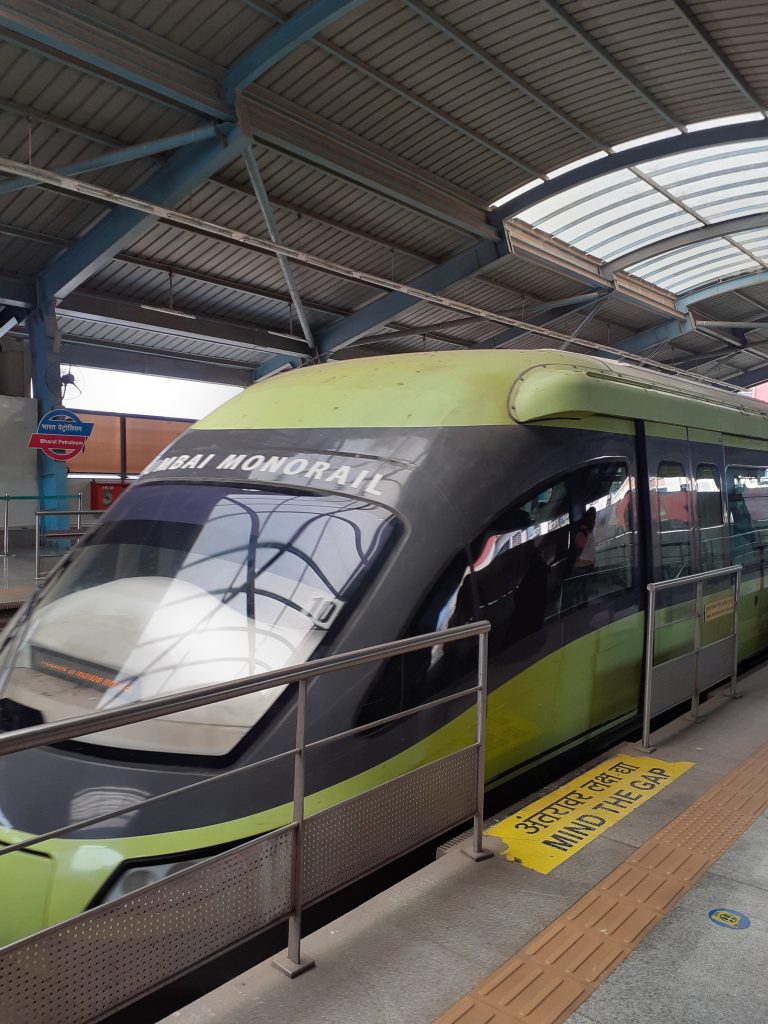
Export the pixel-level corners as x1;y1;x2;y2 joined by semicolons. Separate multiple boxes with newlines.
28;409;94;462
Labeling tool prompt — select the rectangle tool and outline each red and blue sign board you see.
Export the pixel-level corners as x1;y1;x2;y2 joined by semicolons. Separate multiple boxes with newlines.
28;409;94;462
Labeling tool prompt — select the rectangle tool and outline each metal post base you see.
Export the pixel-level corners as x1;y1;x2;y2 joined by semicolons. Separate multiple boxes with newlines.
271;953;316;978
462;847;493;862
637;743;656;754
731;692;743;700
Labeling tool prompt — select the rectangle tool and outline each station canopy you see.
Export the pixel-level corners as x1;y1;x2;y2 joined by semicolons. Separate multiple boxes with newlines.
2;0;768;390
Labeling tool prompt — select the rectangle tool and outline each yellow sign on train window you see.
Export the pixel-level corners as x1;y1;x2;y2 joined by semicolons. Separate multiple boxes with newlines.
487;755;693;874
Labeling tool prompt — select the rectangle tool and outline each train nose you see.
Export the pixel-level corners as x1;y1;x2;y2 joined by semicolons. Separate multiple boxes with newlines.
0;847;54;946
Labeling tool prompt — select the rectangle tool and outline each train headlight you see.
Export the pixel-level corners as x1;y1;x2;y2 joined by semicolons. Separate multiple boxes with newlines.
97;857;202;905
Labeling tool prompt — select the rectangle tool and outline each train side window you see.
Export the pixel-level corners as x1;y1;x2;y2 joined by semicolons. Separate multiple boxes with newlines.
726;467;768;571
474;461;633;649
655;461;691;579
696;464;726;571
565;460;634;604
355;552;474;725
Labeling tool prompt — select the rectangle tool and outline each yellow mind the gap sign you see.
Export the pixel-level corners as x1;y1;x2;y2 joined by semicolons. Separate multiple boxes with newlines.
486;755;693;874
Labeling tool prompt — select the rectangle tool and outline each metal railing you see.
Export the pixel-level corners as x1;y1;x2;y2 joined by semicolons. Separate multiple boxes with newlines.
0;619;491;1023
641;564;741;751
2;493;82;556
34;506;103;580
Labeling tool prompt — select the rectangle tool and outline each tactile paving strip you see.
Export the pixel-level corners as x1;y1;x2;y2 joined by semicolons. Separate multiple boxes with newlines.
434;742;768;1024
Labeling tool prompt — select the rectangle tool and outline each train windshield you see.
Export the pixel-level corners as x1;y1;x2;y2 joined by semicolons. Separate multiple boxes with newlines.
0;483;398;757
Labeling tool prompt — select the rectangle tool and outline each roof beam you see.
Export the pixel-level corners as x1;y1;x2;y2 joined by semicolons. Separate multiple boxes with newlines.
49;333;255;386
38;126;244;301
604;213;768;274
537;0;684;131
0;273;35;308
726;366;768;388
1;157;675;375
0;0;493;237
0;125;221;197
0;0;227;118
668;0;766;114
222;0;369;102
315;238;506;356
504;219;683;321
0;220;349;316
492;121;768;223
56;291;309;357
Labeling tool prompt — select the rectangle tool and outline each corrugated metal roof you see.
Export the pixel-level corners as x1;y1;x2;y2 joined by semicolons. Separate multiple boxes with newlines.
2;0;768;385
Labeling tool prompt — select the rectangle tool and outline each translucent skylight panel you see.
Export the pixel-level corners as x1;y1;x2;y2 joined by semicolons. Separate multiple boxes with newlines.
663;254;759;293
732;229;768;259
665;164;768;200
697;194;768;220
516;169;636;226
639;141;768;181
596;213;700;261
611;129;682;153
633;242;760;293
507;138;768;295
566;191;672;247
629;238;730;277
686;113;765;132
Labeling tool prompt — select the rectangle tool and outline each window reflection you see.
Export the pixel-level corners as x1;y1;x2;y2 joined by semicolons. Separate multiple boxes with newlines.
0;484;398;756
727;467;768;572
654;461;691;579
696;464;726;571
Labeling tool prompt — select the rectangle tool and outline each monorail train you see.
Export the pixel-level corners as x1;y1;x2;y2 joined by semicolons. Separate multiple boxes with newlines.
2;348;768;944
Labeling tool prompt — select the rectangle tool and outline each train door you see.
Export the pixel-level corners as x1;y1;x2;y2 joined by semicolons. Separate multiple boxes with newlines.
644;426;695;582
688;434;728;574
723;447;768;659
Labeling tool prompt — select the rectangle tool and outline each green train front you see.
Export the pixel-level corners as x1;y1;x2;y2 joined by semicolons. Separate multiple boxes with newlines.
0;350;683;944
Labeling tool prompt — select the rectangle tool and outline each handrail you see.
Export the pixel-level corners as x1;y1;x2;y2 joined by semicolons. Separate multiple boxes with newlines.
0;619;492;978
0;620;490;757
34;506;103;580
641;564;741;750
647;563;744;591
2;493;83;557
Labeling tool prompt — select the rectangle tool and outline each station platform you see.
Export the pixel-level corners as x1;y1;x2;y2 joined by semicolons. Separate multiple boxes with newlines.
162;664;768;1024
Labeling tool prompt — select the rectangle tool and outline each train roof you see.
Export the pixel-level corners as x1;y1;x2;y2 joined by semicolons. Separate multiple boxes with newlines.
194;349;768;441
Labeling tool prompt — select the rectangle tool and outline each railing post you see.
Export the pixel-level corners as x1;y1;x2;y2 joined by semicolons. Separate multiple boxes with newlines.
76;492;82;531
691;580;703;722
2;495;8;557
464;629;493;862
731;567;742;699
641;585;656;752
272;677;315;978
34;512;41;583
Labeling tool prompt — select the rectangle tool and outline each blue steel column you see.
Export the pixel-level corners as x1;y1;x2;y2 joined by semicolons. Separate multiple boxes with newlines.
27;303;67;528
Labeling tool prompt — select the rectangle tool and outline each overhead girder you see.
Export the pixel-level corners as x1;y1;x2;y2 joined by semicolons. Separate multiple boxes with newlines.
726;365;768;388
55;292;309;357
616;272;768;357
0;0;493;239
38;126;245;302
0;125;222;197
222;0;370;102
